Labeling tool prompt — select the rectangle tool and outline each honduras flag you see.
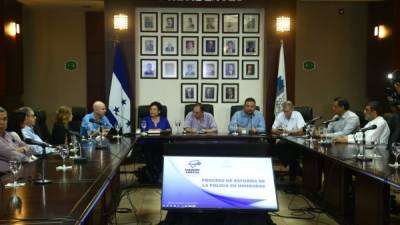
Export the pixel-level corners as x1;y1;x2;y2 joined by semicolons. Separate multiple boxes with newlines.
274;40;287;116
107;43;131;133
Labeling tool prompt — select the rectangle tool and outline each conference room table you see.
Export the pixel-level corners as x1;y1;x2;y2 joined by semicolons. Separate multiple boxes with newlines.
0;137;133;225
280;135;396;225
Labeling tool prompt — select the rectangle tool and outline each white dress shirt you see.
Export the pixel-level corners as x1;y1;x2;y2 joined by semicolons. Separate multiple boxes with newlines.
272;111;306;131
347;116;390;145
326;110;360;138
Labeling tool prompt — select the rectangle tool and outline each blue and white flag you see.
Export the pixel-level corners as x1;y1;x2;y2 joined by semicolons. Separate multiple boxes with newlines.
107;43;131;133
274;40;287;116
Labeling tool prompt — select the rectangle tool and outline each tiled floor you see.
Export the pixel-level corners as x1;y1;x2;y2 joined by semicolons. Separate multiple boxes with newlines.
114;165;339;225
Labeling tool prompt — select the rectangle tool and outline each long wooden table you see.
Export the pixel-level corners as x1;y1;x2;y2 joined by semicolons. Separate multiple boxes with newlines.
280;136;395;225
0;137;132;225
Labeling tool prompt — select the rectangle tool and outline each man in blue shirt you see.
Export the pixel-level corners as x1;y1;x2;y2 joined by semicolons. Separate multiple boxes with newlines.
228;97;265;134
80;101;113;136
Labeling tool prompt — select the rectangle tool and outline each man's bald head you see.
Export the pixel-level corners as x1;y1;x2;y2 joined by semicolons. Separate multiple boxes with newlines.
93;101;107;118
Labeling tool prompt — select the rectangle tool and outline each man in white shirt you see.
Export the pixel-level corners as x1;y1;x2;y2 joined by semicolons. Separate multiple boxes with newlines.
334;101;390;144
322;97;360;138
272;101;305;136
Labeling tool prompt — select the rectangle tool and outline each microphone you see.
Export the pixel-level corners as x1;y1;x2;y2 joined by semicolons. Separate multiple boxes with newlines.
359;124;377;132
67;129;82;138
306;116;322;125
322;117;340;125
24;138;52;148
89;118;104;126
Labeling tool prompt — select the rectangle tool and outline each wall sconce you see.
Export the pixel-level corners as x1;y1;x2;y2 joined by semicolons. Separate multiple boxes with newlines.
276;16;290;32
374;25;387;39
4;21;20;37
113;14;128;30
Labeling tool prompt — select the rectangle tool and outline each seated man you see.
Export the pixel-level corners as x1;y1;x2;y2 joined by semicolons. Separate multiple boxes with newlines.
271;101;305;136
334;101;390;144
322;97;360;138
18;106;53;155
271;101;305;180
228;97;265;134
80;101;112;136
0;107;33;172
183;103;217;133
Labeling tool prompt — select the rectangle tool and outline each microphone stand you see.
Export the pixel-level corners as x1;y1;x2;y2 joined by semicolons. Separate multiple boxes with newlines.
96;125;108;149
34;145;52;184
355;130;372;162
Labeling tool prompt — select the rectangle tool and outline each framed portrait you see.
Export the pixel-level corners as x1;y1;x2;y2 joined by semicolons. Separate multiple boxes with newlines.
181;83;198;103
222;60;239;79
201;60;218;79
222;83;239;103
161;36;178;56
202;37;218;56
181;60;198;79
140;36;157;56
242;60;259;79
243;13;260;33
222;14;239;33
140;59;157;79
162;13;178;33
222;37;239;56
181;36;198;56
140;12;157;32
161;60;178;79
182;13;198;33
243;37;259;56
201;83;218;103
202;13;219;33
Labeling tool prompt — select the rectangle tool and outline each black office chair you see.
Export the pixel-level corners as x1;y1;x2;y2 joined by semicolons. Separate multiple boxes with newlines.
184;104;214;118
6;111;26;140
294;106;313;123
137;105;168;127
68;106;87;133
354;110;368;128
34;109;51;142
230;105;260;119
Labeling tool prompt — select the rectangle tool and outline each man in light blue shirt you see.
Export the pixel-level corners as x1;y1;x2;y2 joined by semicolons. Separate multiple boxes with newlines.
228;97;265;134
18;106;53;155
184;103;217;133
80;101;113;136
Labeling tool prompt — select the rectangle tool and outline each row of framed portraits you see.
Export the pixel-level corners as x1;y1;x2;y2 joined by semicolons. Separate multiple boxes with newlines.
140;12;260;34
141;59;259;80
141;36;259;56
181;83;239;103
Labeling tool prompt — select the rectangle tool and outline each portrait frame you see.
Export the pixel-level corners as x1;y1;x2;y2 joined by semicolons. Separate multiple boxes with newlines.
161;13;179;33
201;83;218;103
181;83;198;103
140;36;157;56
222;14;239;33
161;60;178;79
202;13;219;33
243;37;259;56
201;60;219;80
222;60;239;80
222;37;239;56
243;13;260;33
161;36;178;56
222;83;239;103
182;13;199;33
242;60;259;80
140;12;158;32
202;36;219;56
140;59;158;79
181;60;198;80
181;36;198;56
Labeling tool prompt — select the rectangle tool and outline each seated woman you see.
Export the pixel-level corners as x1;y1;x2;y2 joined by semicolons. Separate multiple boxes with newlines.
51;106;73;145
142;101;171;132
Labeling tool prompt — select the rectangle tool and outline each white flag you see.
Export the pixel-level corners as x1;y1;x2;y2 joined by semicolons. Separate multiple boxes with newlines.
274;41;287;115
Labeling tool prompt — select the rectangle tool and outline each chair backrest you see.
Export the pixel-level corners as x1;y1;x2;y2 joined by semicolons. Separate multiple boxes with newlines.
354;110;368;128
293;106;313;123
34;109;51;142
6;111;26;140
184;104;214;118
68;106;87;133
137;105;168;127
230;105;260;119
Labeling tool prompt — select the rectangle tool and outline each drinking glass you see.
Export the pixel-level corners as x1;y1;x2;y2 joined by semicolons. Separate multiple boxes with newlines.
69;136;79;159
231;122;238;135
57;145;70;170
8;159;22;188
140;120;147;133
389;142;400;168
174;120;181;134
